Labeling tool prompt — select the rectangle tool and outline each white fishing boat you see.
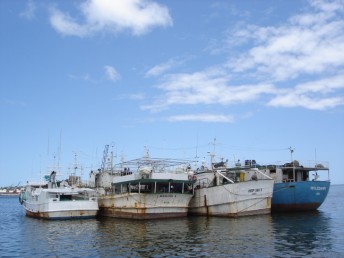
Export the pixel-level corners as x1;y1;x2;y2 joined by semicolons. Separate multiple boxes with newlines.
19;171;98;219
91;146;195;219
189;154;274;217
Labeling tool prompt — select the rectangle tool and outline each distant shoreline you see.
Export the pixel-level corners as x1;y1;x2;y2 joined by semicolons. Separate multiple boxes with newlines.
0;194;19;197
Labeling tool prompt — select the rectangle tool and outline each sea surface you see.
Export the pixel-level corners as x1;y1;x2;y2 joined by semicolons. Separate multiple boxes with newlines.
1;185;343;258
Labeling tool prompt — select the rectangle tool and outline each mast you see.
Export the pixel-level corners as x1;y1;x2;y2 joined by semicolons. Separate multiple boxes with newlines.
73;152;78;185
57;130;62;172
110;145;114;172
101;145;109;172
289;147;295;181
144;145;150;159
209;138;217;169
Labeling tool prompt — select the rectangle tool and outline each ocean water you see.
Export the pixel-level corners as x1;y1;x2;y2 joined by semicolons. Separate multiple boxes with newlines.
0;185;343;258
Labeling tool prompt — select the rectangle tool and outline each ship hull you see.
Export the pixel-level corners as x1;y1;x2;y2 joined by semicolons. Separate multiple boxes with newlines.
272;180;330;212
188;180;274;217
23;200;98;219
98;193;193;219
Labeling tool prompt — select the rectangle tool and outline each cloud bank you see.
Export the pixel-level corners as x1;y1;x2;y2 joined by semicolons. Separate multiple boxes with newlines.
143;0;344;118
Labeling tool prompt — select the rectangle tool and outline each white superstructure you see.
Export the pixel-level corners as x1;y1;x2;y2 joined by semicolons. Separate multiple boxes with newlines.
19;171;98;219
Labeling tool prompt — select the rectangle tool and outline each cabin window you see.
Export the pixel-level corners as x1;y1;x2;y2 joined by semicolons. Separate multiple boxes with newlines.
60;195;72;201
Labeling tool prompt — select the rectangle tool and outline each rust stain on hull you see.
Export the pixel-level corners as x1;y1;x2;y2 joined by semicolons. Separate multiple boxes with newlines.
98;207;187;220
189;208;271;218
25;209;97;220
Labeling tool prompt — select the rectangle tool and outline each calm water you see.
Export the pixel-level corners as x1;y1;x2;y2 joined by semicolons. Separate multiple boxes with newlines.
1;185;343;258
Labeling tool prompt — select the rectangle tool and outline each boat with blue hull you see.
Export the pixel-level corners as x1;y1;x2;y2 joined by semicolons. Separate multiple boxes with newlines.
272;180;330;211
243;157;330;212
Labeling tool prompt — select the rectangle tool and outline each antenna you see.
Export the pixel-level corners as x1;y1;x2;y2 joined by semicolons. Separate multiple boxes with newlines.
73;151;78;178
212;137;217;154
195;132;199;159
288;146;295;162
144;146;149;159
209;138;217;168
288;146;295;181
101;145;109;172
47;129;50;156
57;130;62;172
314;147;317;165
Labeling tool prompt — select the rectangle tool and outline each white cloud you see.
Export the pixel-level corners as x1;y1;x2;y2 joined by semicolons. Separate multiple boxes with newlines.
69;73;98;83
20;0;36;20
142;67;275;112
167;114;234;123
112;93;146;101
104;66;121;82
309;0;344;13
268;74;344;110
268;94;343;110
50;9;89;37
227;0;344;82
145;58;184;77
50;0;173;37
128;93;146;100
145;62;174;78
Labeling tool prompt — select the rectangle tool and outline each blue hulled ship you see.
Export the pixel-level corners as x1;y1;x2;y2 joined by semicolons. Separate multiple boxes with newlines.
238;150;330;212
262;161;330;212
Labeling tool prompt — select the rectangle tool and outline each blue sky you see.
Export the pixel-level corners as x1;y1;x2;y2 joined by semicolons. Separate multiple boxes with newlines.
1;0;343;186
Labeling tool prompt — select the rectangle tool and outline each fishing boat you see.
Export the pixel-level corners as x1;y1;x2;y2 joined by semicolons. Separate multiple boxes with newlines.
19;171;99;219
253;151;330;212
0;188;21;196
188;154;274;217
91;146;195;219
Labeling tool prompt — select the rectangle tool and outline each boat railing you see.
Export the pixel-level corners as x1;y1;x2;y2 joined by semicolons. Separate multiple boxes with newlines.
230;160;329;170
223;167;272;181
266;160;329;170
255;169;273;180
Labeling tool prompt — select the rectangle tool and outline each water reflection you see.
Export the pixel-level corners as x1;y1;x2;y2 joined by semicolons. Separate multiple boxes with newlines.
20;217;100;257
4;190;342;257
93;215;276;257
16;213;335;257
271;211;332;257
93;212;337;257
95;217;150;257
